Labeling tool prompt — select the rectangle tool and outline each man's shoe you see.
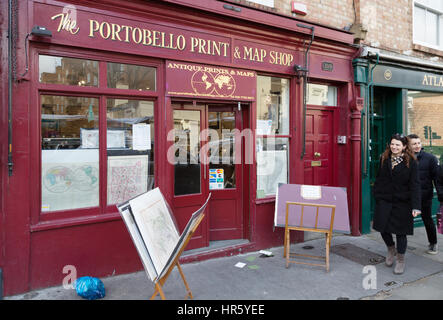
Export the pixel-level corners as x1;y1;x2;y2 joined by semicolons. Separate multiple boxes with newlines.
427;243;438;255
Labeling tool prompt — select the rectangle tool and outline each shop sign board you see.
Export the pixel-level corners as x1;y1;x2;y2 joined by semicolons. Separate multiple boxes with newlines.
166;61;256;100
32;2;301;74
372;64;443;92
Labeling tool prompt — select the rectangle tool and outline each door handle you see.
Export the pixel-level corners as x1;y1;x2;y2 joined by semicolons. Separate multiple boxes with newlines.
314;152;321;157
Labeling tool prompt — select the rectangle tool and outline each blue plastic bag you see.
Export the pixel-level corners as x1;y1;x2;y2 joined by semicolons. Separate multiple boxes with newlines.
75;276;106;300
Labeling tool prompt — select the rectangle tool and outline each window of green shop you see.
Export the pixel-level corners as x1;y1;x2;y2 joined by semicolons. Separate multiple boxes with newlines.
407;90;443;163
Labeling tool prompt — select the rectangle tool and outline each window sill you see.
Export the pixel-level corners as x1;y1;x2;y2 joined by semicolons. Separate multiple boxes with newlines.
30;212;121;232
413;44;443;58
255;196;276;204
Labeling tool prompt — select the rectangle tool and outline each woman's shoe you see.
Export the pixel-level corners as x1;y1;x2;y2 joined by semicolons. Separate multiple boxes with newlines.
394;254;405;274
385;245;396;267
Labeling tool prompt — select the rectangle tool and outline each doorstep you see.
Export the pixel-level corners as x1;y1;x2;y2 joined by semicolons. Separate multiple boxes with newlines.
180;239;255;263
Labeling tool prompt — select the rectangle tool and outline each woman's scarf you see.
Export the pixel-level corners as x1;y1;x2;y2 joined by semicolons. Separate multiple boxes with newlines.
391;154;404;169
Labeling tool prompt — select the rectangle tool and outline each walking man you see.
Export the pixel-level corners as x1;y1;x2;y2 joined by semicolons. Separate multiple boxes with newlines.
408;134;443;254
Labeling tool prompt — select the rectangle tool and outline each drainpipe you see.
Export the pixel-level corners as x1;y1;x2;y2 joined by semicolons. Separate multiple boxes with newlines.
296;24;314;160
367;53;379;174
349;46;363;236
7;0;13;176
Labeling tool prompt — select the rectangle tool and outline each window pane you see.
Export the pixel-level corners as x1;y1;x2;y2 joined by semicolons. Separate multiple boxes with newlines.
426;10;438;46
307;84;337;106
39;55;98;86
414;6;426;43
407;91;443;163
106;99;155;205
173;109;201;196
107;63;156;91
256;137;289;198
208;111;236;189
257;76;289;135
41;95;99;212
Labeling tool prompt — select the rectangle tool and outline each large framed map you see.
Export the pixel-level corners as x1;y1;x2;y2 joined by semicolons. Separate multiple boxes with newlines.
107;155;149;205
41;149;99;212
257;149;288;196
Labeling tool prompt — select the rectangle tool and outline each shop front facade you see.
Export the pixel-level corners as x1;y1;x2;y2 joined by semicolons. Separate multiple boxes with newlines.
1;0;359;295
355;55;443;234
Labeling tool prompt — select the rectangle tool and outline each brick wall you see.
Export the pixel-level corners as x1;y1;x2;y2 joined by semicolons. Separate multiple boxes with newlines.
242;0;443;63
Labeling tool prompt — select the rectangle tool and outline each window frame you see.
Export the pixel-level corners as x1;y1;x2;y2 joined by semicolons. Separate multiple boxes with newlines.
31;45;162;228
413;1;443;51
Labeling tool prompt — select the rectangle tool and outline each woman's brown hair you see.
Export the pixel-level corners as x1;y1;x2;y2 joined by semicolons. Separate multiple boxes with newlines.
380;133;416;167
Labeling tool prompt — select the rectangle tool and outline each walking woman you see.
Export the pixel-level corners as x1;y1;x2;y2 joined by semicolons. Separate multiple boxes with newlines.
373;133;421;274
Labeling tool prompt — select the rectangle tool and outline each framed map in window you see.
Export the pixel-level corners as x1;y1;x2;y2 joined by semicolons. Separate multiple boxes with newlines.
107;155;149;205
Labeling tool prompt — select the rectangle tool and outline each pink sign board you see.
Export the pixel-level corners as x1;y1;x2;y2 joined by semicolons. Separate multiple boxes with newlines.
166;61;256;101
274;184;351;234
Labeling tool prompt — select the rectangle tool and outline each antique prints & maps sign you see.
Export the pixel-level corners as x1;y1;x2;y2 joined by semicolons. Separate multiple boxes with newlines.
166;61;256;100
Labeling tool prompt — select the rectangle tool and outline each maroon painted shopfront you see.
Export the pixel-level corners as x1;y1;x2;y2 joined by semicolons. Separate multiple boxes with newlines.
0;0;361;296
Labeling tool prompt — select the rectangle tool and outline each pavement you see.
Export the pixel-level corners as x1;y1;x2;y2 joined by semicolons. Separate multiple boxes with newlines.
5;226;443;300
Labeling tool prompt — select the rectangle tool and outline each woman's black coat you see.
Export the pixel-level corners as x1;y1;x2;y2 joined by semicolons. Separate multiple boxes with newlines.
373;155;421;235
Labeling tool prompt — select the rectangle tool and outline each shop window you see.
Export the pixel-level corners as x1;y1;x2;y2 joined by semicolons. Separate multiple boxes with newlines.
39;54;158;214
256;76;289;198
106;99;155;205
413;1;443;50
39;55;98;87
107;63;156;91
41;95;100;212
407;90;443;163
307;84;337;106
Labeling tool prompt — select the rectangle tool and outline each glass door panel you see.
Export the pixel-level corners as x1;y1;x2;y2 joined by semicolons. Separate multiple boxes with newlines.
173;109;201;196
208;111;236;190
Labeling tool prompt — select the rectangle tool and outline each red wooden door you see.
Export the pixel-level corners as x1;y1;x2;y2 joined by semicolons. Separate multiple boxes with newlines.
207;104;243;241
170;102;245;250
304;107;334;186
171;103;209;249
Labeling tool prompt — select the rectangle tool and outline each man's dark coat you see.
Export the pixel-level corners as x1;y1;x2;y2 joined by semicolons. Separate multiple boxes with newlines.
416;149;443;203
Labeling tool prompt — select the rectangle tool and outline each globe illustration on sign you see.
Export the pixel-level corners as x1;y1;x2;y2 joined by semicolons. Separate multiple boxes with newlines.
191;71;215;95
43;166;74;193
73;165;99;191
213;73;236;96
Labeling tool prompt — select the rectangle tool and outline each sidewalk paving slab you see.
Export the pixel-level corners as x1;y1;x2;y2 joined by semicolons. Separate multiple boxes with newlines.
5;227;443;300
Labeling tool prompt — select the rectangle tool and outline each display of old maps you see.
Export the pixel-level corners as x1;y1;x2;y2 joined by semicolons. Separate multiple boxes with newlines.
41;149;99;212
107;155;149;205
256;150;288;196
117;188;210;282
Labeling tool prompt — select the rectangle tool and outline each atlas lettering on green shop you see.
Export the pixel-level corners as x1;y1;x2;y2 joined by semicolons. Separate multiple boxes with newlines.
422;74;443;87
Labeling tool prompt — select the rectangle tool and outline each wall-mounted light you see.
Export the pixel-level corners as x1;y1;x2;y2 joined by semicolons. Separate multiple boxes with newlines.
20;25;52;78
293;64;308;78
30;25;53;37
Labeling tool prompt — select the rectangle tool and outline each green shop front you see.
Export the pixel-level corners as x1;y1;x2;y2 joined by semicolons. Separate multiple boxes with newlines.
354;58;443;234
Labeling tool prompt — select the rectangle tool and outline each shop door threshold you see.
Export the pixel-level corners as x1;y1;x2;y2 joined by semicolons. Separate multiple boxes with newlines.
183;239;250;257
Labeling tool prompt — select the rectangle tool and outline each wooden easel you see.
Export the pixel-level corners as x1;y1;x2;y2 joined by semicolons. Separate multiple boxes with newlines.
284;202;336;272
150;213;205;300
